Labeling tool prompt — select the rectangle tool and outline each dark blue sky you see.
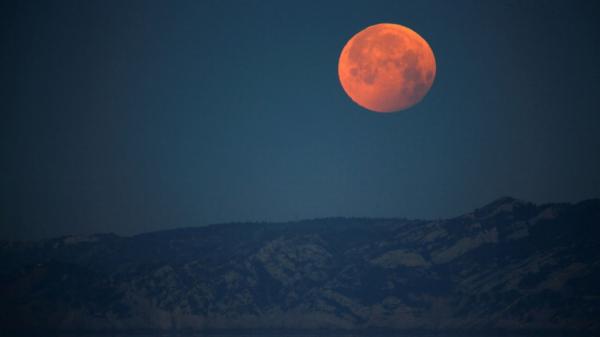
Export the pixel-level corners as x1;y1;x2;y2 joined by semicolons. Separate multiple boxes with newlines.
2;0;600;239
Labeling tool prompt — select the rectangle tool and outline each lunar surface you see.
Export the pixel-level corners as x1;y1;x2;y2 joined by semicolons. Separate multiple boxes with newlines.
338;23;436;113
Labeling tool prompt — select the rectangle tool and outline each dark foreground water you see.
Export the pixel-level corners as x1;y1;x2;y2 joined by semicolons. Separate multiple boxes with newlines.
7;331;584;337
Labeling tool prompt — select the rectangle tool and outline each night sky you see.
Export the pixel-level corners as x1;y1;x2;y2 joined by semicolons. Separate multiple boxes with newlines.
2;0;600;240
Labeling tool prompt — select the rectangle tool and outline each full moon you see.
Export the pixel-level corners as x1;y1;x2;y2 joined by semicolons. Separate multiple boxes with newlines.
338;23;436;113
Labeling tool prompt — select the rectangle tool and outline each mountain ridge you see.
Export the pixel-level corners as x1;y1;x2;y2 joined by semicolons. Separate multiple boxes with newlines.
1;196;594;244
1;197;599;333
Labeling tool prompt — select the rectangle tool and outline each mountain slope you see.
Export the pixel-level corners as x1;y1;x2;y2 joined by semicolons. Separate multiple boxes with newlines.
1;197;599;333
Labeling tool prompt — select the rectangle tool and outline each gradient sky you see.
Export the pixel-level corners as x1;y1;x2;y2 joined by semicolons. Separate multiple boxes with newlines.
2;0;600;240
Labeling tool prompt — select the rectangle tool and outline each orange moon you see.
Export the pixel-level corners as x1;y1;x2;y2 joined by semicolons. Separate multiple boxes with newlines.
338;23;436;113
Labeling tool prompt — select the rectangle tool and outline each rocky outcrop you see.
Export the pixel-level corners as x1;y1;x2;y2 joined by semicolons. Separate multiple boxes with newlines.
1;197;599;333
